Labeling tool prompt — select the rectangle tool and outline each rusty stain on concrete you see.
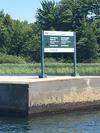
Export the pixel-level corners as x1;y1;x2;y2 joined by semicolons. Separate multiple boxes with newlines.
63;87;100;102
29;87;100;106
28;77;100;117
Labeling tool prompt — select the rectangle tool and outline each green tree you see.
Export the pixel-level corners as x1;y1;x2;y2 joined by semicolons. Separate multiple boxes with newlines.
95;18;100;59
36;0;58;30
77;22;98;62
0;20;11;53
0;10;41;62
58;0;100;30
22;23;40;61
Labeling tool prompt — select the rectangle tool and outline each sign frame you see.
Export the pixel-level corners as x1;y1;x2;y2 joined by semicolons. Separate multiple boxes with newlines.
44;31;75;53
39;30;77;78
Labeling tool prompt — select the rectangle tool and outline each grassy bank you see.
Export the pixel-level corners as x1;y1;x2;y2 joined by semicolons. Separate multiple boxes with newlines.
0;63;99;76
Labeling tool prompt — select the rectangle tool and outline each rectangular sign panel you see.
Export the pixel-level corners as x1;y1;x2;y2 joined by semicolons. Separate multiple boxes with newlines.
40;30;77;78
43;31;75;53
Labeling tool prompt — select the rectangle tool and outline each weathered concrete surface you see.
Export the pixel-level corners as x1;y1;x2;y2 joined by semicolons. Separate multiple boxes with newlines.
0;76;100;117
28;77;100;115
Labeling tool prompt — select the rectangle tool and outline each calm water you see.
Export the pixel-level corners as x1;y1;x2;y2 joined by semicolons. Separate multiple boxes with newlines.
0;110;100;133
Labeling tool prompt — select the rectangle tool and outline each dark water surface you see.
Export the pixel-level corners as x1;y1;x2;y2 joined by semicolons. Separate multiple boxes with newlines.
0;110;100;133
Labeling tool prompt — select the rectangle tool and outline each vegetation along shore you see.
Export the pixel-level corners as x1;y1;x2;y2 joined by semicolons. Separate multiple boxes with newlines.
0;0;100;75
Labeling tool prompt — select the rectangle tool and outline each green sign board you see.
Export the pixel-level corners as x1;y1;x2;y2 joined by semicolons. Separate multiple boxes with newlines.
39;30;77;78
43;31;75;53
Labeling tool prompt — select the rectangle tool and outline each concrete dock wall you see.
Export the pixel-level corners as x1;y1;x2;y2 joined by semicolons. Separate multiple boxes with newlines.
0;76;100;117
28;77;100;115
0;84;28;116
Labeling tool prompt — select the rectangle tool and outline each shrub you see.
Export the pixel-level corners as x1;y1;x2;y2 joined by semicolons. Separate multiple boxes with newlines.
0;53;26;64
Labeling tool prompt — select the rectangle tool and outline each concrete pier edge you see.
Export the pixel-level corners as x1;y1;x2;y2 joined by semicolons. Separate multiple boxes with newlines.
0;76;100;117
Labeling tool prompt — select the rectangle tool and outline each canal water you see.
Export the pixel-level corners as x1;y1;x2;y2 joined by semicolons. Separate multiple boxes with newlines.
0;110;100;133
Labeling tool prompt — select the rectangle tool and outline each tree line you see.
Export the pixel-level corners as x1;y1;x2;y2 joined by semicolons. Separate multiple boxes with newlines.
0;0;100;63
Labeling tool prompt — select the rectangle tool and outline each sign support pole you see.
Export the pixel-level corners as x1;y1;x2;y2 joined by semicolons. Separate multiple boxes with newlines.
39;31;45;78
73;32;77;76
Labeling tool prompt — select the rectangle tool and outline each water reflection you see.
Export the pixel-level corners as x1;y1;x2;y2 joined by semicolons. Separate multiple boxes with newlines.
0;110;100;133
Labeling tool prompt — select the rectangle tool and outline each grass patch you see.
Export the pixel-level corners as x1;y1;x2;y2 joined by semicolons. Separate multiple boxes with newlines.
0;63;99;75
0;63;40;74
78;63;100;76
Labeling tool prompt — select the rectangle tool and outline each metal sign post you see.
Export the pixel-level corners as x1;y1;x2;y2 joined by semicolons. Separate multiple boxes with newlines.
39;31;45;78
39;30;78;78
73;32;77;76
